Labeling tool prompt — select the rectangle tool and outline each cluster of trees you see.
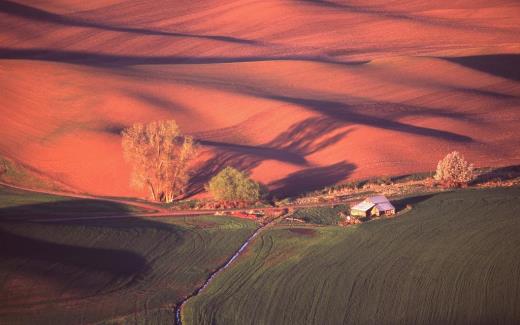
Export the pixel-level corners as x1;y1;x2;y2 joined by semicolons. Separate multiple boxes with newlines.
434;151;474;187
122;120;264;203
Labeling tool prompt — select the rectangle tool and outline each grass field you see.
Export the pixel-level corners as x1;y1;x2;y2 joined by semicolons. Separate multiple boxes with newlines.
183;187;520;325
291;204;348;225
0;187;258;324
0;185;151;219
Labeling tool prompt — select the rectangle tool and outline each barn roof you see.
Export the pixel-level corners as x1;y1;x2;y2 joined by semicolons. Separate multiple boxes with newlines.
366;195;390;204
374;202;395;211
351;201;375;212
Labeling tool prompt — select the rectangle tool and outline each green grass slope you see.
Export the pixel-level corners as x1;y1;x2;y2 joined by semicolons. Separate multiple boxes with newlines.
292;204;348;225
0;188;257;324
0;185;150;219
184;187;520;325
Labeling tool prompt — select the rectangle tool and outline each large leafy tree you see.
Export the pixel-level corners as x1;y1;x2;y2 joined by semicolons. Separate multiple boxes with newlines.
122;120;197;202
207;167;264;202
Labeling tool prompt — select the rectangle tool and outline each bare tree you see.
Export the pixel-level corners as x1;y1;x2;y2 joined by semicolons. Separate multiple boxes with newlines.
122;120;197;202
434;151;474;187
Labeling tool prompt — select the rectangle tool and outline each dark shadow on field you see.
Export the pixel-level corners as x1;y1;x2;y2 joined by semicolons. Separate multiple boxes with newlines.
0;199;136;221
102;123;126;135
263;94;474;143
0;48;368;67
187;117;352;196
125;91;191;114
390;172;434;183
269;162;356;198
199;140;307;165
0;200;187;302
391;193;437;212
0;228;150;276
471;165;520;185
1;0;260;45
160;73;476;143
453;86;520;100
298;0;508;33
442;54;520;82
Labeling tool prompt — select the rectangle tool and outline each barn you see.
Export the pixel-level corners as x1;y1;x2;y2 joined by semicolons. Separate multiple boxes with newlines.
350;195;395;218
350;200;375;217
366;195;396;216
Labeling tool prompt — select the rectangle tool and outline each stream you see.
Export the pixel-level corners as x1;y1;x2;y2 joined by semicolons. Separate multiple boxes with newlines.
174;220;271;325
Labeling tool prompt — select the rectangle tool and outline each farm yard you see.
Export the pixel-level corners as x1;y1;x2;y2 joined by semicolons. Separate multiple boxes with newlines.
0;186;257;324
182;187;520;325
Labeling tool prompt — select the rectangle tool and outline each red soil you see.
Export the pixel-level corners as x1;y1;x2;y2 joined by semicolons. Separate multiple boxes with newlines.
1;0;519;198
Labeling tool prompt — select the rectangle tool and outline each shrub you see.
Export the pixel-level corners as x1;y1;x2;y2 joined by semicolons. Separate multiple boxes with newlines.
207;167;265;202
434;151;474;187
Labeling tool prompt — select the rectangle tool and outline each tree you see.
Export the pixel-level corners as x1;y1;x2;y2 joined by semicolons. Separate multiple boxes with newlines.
121;120;197;202
434;151;474;187
207;167;264;202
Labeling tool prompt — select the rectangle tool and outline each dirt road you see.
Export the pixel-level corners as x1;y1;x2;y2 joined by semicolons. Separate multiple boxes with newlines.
0;182;356;222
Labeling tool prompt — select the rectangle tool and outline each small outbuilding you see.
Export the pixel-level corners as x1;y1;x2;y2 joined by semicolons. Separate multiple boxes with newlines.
350;195;395;218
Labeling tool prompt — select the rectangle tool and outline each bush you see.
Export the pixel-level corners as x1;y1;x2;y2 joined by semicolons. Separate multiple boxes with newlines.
207;167;265;202
434;151;474;187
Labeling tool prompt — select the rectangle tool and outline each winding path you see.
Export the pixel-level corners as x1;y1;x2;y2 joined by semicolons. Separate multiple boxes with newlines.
174;211;287;325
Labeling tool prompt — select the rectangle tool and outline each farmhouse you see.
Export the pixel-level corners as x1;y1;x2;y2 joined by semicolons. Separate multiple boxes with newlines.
350;195;395;218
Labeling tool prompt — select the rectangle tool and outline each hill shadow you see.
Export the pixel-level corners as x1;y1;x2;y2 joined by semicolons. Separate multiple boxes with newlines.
471;165;520;185
1;0;259;45
188;117;351;196
0;199;188;304
391;193;437;211
159;73;476;144
264;94;474;143
0;47;368;67
442;54;520;82
269;162;357;197
0;227;150;278
125;91;190;113
298;0;507;33
199;140;308;165
0;198;137;221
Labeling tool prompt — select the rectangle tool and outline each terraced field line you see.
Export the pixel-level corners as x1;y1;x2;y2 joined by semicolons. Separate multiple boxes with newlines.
174;214;287;325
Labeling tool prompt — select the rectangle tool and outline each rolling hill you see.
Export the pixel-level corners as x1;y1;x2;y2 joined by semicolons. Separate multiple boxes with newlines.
183;186;520;324
0;185;257;324
1;0;519;198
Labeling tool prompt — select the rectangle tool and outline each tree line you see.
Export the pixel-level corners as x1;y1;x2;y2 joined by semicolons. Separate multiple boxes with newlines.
122;120;475;203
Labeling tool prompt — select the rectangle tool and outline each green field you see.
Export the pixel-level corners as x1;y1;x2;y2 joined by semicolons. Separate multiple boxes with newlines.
183;187;520;324
291;204;348;225
0;187;257;324
0;185;151;219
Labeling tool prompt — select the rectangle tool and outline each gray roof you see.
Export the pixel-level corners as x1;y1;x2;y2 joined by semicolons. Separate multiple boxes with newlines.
374;202;395;211
367;195;390;204
351;201;375;212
